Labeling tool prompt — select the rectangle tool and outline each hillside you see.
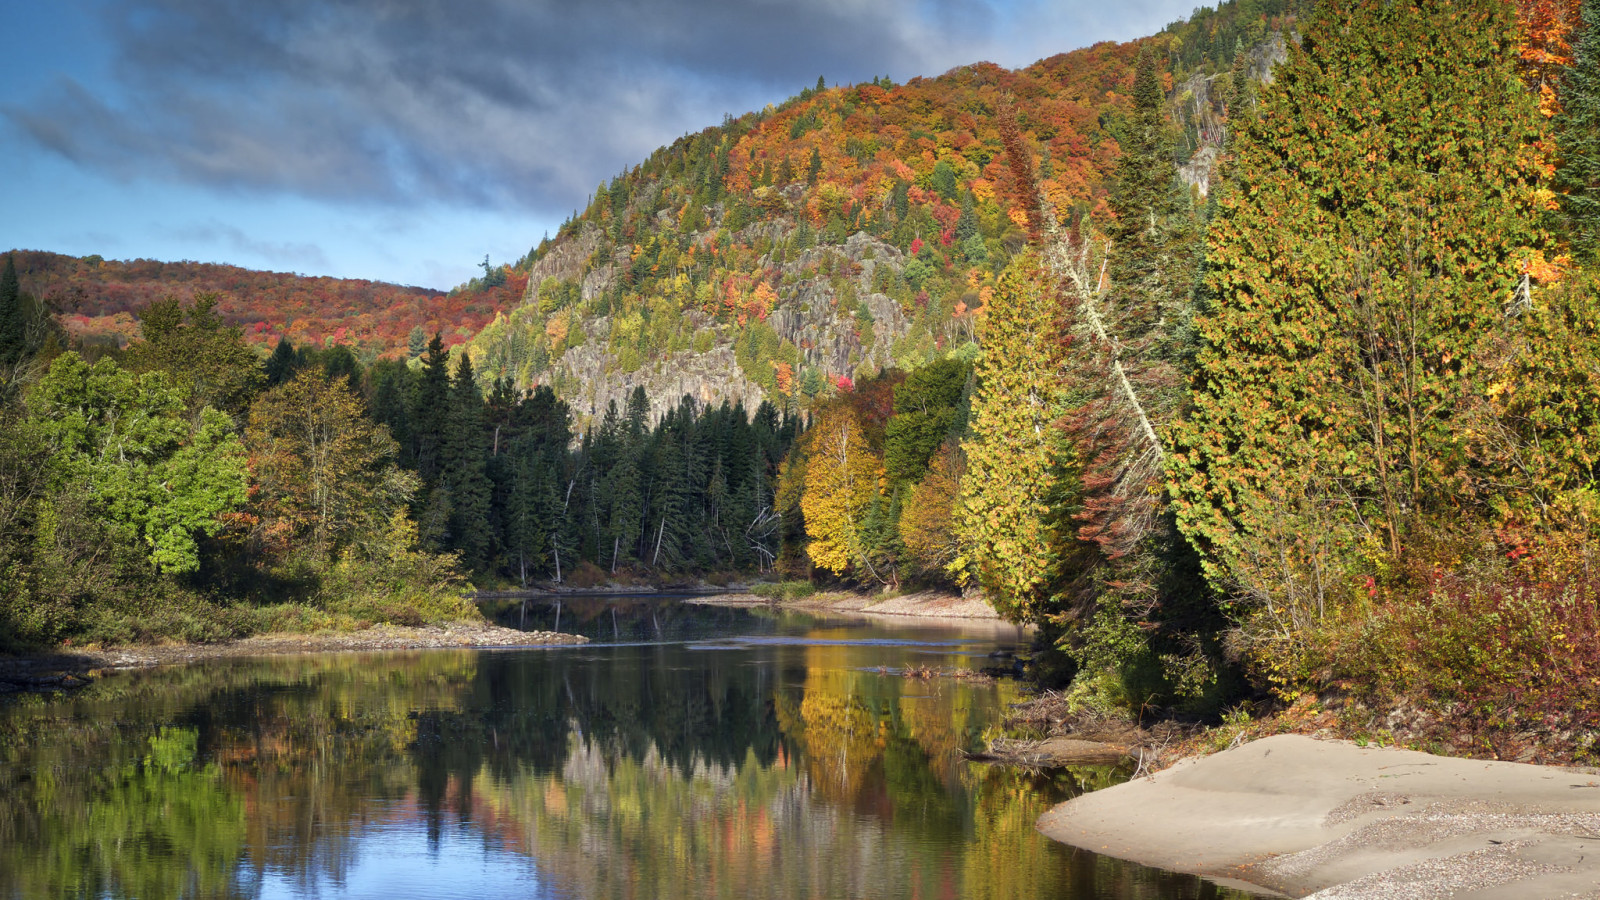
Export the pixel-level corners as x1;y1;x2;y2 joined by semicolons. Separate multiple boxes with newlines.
466;0;1306;427
8;250;522;358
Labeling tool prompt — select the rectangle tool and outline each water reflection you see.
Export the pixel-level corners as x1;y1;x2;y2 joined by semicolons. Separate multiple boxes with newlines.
0;605;1249;899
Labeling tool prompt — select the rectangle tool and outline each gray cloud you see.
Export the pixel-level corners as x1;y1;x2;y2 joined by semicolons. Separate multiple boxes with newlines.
5;0;1012;216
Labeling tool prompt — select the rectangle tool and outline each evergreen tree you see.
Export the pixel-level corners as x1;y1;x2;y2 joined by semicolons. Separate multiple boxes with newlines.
441;354;493;570
0;254;23;367
411;334;451;485
264;338;299;387
1169;0;1551;671
1556;0;1600;260
957;254;1070;621
1107;46;1197;339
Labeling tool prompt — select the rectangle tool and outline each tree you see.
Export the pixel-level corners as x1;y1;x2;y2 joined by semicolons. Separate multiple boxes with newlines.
1106;46;1198;344
264;337;299;387
411;333;451;485
1556;0;1600;259
30;353;249;574
0;254;23;367
883;358;969;483
1168;0;1551;668
247;370;416;562
125;293;264;418
956;254;1070;622
441;353;493;569
899;444;965;579
800;403;883;576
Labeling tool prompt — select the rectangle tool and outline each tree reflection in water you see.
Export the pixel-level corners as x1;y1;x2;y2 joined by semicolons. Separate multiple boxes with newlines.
0;606;1248;899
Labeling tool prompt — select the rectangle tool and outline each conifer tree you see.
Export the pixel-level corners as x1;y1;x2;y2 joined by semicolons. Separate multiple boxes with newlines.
442;353;493;569
956;254;1070;621
411;334;451;485
264;337;299;387
1169;0;1551;664
1107;46;1197;340
1556;0;1600;260
0;254;23;367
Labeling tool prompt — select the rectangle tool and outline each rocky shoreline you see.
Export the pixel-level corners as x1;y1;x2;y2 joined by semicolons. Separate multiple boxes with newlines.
0;622;588;694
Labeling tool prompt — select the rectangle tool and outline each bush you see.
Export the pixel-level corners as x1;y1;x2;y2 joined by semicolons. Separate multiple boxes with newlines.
749;580;816;601
1321;571;1600;757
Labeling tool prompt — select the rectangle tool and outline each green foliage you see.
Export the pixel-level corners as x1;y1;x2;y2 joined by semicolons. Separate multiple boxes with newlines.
957;255;1070;620
124;293;264;418
1169;0;1551;686
30;353;249;575
883;357;970;483
0;254;23;367
748;580;817;601
1556;0;1600;261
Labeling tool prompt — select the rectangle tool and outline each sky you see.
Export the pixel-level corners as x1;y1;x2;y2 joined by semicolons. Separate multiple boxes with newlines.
1;0;1204;291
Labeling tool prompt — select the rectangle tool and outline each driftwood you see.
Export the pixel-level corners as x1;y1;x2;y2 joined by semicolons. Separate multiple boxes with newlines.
964;736;1131;768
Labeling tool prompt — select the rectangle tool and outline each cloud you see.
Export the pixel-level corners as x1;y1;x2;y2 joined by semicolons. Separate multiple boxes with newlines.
6;0;1203;223
4;0;1011;217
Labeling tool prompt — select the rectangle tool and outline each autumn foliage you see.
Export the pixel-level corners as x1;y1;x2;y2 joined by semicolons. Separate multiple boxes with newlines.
9;250;517;358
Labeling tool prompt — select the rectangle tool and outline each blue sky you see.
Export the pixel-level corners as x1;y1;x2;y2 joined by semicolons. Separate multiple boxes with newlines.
1;0;1203;291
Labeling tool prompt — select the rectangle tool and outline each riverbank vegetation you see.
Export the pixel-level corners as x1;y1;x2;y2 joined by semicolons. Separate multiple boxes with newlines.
0;259;801;650
769;0;1600;760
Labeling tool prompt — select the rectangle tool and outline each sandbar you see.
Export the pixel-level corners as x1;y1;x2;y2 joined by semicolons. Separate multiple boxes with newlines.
1038;733;1600;898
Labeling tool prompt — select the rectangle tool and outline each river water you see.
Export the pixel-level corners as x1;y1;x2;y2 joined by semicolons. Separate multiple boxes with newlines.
0;597;1249;899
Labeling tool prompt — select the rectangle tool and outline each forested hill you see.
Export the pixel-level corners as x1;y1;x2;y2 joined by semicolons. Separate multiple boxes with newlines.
465;0;1305;427
8;249;522;358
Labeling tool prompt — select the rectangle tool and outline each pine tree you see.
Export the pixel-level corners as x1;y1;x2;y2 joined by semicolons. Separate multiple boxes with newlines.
264;337;299;387
441;353;493;569
1107;46;1197;339
1169;0;1551;666
411;334;451;485
1556;0;1600;260
0;254;23;366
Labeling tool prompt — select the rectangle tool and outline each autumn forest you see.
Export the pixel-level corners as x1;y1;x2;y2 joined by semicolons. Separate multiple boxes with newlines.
5;0;1600;759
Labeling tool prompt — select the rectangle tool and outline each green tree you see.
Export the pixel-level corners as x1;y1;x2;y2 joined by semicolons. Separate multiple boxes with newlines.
883;358;969;484
1168;0;1551;673
1556;0;1600;260
30;354;249;575
1107;46;1197;342
0;254;23;367
264;337;299;387
956;254;1069;621
411;333;451;485
125;293;263;418
442;353;493;570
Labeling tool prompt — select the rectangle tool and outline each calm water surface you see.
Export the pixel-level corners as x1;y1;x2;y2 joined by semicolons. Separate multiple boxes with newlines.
0;598;1252;899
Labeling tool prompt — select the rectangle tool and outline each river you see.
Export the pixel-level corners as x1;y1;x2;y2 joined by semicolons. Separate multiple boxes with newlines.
0;596;1251;899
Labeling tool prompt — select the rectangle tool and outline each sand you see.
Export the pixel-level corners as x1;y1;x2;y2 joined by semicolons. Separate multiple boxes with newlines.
1037;734;1600;898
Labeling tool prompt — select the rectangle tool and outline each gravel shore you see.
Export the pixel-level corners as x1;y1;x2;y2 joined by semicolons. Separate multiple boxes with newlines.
1038;733;1600;898
0;622;588;692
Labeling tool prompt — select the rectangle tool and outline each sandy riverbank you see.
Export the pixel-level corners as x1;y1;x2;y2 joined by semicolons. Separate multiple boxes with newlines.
692;589;1003;620
0;623;588;692
1038;733;1600;898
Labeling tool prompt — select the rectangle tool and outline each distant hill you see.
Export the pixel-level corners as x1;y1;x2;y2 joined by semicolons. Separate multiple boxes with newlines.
464;0;1306;427
8;250;524;358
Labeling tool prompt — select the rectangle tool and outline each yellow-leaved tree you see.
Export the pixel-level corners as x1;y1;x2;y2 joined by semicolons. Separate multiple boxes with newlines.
800;403;884;576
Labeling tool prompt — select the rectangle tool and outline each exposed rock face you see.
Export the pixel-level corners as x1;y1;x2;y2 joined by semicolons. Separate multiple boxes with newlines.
1175;30;1292;197
523;226;602;304
531;228;922;428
